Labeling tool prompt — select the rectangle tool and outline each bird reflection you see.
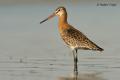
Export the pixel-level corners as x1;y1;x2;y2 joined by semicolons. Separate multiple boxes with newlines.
58;72;105;80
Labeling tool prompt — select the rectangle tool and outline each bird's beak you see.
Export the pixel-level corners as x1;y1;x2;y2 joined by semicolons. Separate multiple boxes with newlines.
40;13;55;24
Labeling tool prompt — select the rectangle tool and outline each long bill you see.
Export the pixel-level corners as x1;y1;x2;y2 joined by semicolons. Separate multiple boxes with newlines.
40;13;55;24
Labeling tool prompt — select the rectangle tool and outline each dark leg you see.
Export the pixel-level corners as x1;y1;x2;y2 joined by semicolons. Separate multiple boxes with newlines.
72;49;78;76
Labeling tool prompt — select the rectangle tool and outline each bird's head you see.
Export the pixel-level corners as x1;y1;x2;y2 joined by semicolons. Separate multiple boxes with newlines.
55;7;66;17
40;6;67;24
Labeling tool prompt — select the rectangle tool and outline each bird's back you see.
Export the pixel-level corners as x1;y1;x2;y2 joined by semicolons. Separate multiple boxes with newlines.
60;24;103;51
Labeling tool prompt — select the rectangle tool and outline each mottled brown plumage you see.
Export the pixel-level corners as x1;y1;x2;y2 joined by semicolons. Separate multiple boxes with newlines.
40;6;104;75
56;7;103;51
60;24;103;51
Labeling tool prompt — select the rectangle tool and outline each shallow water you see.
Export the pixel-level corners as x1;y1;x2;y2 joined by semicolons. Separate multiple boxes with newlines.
0;4;120;80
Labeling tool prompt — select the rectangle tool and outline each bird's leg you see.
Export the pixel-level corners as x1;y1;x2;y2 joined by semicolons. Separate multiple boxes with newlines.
72;49;78;76
75;49;78;63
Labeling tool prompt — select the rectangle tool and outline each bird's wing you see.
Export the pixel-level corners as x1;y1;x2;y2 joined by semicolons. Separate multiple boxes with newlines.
63;26;103;51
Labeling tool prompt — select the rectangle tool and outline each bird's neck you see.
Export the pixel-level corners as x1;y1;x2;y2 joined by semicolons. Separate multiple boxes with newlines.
58;14;68;32
58;15;67;25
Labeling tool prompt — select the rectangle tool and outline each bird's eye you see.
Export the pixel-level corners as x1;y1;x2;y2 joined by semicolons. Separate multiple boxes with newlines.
58;9;60;11
55;9;61;13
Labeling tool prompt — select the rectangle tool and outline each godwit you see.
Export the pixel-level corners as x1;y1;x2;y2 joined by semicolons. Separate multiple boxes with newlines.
40;7;104;74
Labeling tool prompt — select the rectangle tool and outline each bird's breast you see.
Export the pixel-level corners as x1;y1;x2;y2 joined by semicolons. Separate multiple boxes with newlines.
59;29;79;49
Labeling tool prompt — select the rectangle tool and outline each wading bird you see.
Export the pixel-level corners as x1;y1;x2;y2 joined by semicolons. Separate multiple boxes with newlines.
40;7;104;75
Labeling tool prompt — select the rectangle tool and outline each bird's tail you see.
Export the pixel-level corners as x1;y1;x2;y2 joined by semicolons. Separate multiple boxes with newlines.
91;42;104;51
96;47;104;51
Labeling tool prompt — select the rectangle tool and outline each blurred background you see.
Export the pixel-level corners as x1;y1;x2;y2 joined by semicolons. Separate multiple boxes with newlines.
0;0;120;80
